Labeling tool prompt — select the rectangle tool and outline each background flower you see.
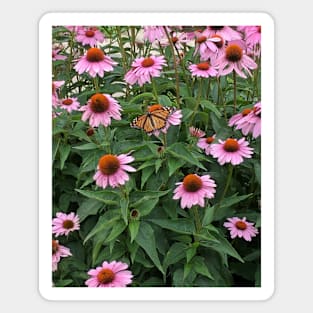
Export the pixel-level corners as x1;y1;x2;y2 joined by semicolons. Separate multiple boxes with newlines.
52;212;80;237
223;217;259;241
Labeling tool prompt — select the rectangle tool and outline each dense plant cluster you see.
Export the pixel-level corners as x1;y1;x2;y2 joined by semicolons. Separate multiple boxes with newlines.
52;25;261;287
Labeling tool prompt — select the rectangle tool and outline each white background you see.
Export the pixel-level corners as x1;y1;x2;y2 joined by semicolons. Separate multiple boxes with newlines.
1;0;311;312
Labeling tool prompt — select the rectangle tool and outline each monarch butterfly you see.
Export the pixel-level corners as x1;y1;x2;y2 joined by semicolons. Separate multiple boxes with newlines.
131;105;175;134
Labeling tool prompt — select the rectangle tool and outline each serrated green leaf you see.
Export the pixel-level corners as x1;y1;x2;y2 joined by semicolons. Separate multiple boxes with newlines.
105;219;127;243
200;100;222;118
120;197;129;224
76;198;103;222
72;142;98;150
167;156;186;176
141;166;154;189
75;189;119;205
192;256;214;280
163;242;186;271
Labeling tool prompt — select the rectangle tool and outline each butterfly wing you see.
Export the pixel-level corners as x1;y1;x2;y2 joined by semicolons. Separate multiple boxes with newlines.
131;107;174;134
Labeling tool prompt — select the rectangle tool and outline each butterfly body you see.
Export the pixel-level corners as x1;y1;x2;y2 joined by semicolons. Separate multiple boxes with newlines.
131;106;175;134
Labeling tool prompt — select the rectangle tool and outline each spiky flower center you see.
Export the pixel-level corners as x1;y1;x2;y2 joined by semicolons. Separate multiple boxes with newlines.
171;36;179;44
62;99;73;106
52;240;59;254
97;268;115;284
196;35;207;44
235;220;247;230
98;154;120;175
90;94;110;113
85;30;95;37
242;108;252;116
62;220;74;229
225;44;243;62
148;104;163;112
223;138;240;152
141;57;155;68
206;136;214;144
86;47;105;62
183;174;203;192
197;62;210;70
211;34;224;48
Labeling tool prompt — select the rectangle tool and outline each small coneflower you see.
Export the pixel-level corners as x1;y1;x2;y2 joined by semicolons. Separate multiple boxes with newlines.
143;26;168;42
188;61;218;78
189;126;206;138
194;32;219;60
206;26;242;41
210;137;253;165
74;47;117;78
80;93;122;127
52;212;80;237
235;102;261;138
76;26;105;46
217;41;257;78
197;135;216;155
223;217;258;241
94;152;136;189
159;31;188;50
59;97;80;113
85;260;133;287
52;49;67;61
173;174;216;209
228;107;253;127
124;55;167;86
52;239;72;272
52;80;64;107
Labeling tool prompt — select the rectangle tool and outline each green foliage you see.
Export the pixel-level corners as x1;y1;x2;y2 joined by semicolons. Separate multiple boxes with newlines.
52;25;261;288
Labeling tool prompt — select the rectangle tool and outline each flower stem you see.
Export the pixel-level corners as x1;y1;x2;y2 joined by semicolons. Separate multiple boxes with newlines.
93;77;99;93
233;70;237;114
190;78;203;126
151;78;159;102
163;26;180;107
219;164;234;206
192;206;202;238
217;76;227;120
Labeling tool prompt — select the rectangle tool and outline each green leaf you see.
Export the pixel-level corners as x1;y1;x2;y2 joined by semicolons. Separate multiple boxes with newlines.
128;220;140;243
202;205;215;226
105;219;127;243
135;198;159;216
72;142;98;150
120;197;129;224
166;142;206;170
130;190;171;207
54;279;73;287
148;218;196;235
192;256;214;280
137;158;157;171
155;159;162;173
163;242;186;271
200;100;222;118
129;92;154;104
186;244;198;263
167;156;186;176
141;166;154;189
135;221;164;274
52;137;61;162
75;189;119;205
157;95;172;107
76;198;103;222
59;144;71;170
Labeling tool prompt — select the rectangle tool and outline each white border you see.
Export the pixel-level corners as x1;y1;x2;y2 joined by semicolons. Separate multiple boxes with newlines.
39;12;274;301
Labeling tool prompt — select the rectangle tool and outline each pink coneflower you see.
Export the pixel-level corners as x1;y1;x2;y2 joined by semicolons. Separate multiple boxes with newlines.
245;26;261;47
223;217;258;241
125;55;167;86
210;137;253;165
173;174;216;209
59;97;80;113
75;26;105;46
52;212;80;237
143;26;167;42
217;41;257;78
52;240;72;272
85;260;133;287
52;80;64;107
188;61;218;78
160;32;188;50
147;104;182;136
235;102;261;138
52;49;67;61
80;93;122;127
205;26;242;41
228;107;253;127
52;239;72;272
197;135;216;155
74;47;117;78
194;32;219;61
189;126;206;138
94;152;136;189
